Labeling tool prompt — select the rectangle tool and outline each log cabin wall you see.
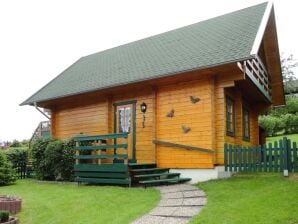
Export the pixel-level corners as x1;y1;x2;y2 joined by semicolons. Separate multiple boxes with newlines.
156;77;215;168
50;67;266;168
52;99;109;139
51;87;156;164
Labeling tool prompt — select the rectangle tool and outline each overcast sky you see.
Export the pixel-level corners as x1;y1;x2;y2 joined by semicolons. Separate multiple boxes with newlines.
0;0;297;142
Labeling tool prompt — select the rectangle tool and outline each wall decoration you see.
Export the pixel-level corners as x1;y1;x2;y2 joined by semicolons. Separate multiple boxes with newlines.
182;125;191;133
166;109;175;118
190;96;200;104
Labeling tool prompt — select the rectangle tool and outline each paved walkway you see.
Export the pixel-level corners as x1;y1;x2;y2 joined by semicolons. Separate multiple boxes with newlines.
131;184;207;224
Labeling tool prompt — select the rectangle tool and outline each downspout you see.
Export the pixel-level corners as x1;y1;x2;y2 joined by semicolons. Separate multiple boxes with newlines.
34;102;50;119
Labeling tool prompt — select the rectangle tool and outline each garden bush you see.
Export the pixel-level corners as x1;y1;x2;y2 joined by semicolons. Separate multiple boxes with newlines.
0;151;16;185
31;138;74;181
5;148;28;169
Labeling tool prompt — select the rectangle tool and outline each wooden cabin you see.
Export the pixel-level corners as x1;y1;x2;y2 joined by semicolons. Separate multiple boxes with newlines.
21;2;284;184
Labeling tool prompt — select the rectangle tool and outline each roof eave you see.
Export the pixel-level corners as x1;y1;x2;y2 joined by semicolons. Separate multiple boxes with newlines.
21;56;254;107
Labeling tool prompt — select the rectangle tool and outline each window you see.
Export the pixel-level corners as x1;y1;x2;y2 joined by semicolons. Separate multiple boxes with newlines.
226;97;235;136
119;107;131;133
243;107;250;141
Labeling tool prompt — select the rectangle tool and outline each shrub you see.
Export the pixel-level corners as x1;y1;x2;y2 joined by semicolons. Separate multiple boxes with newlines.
31;138;74;181
0;210;9;223
31;138;51;180
0;151;16;185
5;148;28;169
60;140;75;180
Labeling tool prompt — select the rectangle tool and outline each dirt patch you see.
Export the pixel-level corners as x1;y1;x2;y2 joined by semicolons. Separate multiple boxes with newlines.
289;173;298;182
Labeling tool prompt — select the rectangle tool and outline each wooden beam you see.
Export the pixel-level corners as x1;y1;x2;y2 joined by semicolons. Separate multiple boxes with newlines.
153;140;214;154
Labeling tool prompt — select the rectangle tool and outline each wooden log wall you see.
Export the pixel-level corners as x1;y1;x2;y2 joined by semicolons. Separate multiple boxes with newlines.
50;67;267;168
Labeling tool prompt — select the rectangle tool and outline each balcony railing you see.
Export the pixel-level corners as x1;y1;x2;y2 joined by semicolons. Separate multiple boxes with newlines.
29;121;51;145
238;56;272;101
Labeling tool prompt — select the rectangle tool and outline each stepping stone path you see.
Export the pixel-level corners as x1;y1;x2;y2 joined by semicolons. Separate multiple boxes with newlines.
131;184;207;224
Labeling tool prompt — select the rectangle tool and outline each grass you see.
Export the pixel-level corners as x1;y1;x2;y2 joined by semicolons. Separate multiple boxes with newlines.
0;180;159;224
266;133;298;144
191;173;298;224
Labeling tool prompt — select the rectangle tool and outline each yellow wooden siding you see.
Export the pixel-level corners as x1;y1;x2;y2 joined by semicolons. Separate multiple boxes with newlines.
213;73;245;164
53;101;108;140
156;78;214;168
49;68;266;168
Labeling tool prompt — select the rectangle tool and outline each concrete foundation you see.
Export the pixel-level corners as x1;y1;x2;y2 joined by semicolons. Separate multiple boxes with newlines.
171;166;233;184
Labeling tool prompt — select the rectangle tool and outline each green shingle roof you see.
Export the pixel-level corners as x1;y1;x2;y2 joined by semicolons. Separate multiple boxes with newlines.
21;2;268;105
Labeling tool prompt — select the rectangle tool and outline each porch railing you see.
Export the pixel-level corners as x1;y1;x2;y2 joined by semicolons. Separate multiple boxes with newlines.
72;133;130;185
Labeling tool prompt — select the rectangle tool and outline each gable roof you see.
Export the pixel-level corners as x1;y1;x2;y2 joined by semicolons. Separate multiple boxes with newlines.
21;2;269;106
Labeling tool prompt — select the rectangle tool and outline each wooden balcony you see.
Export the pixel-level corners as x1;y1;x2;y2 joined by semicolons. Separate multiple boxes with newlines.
238;56;272;102
30;121;51;144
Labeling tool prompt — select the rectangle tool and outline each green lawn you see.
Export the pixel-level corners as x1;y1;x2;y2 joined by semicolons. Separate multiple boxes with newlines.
0;180;159;224
191;173;298;224
266;133;298;144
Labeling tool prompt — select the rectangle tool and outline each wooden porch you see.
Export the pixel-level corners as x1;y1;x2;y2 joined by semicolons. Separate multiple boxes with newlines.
73;133;191;186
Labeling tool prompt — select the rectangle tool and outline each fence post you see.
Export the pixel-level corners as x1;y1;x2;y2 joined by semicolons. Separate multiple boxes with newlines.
287;138;292;172
268;143;273;172
233;145;237;172
258;145;262;172
263;144;267;172
274;141;278;172
293;142;298;172
229;144;233;172
283;137;289;177
238;146;242;172
224;144;228;171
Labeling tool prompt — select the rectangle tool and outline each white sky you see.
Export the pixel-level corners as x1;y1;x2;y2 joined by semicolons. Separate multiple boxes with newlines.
0;0;297;142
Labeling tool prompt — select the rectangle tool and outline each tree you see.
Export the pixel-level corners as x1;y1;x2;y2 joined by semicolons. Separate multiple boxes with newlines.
259;96;298;136
258;54;298;136
10;139;21;147
281;54;298;93
0;151;16;185
259;115;284;136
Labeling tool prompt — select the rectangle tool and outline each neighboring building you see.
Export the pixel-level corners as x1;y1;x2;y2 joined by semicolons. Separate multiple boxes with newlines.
21;3;284;179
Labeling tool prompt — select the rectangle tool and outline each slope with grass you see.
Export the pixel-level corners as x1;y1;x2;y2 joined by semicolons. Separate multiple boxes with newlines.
266;133;298;144
191;173;298;224
0;180;159;224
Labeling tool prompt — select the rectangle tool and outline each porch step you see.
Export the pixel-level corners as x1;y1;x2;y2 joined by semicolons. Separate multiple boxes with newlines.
139;177;192;185
129;163;191;186
129;163;156;169
134;173;180;179
130;168;169;173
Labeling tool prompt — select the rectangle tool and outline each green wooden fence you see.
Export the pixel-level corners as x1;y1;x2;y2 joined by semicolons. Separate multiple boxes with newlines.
224;137;298;172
